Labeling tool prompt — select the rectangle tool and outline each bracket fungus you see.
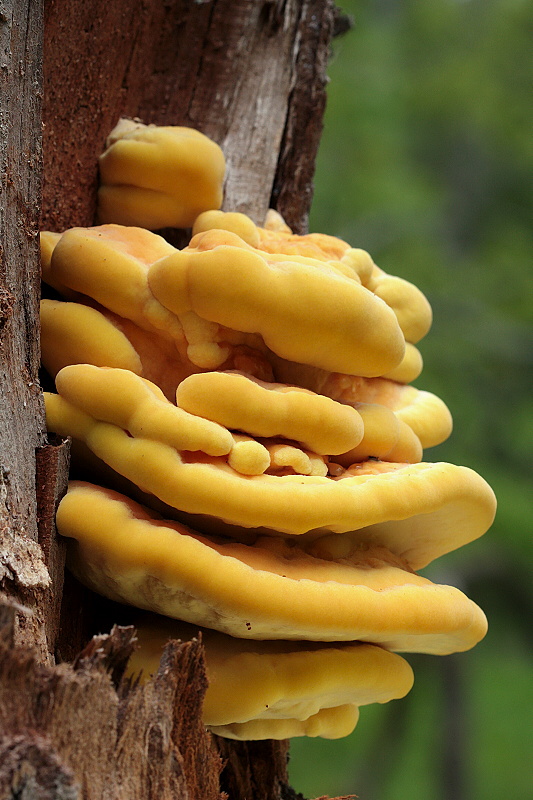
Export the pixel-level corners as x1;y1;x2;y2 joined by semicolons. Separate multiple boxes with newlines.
148;228;406;377
97;119;226;230
57;481;488;654
125;616;415;740
41;123;496;741
192;209;433;345
45;364;494;556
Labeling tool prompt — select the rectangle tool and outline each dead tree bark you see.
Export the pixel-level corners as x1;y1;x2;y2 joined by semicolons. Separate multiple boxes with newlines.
0;2;354;798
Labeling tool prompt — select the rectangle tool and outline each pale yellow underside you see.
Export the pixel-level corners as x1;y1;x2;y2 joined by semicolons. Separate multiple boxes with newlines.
58;482;488;654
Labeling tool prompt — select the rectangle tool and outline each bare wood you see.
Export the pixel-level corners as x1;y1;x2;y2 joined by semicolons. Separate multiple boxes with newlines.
271;1;334;232
215;738;356;800
0;608;224;800
217;737;292;800
35;435;70;661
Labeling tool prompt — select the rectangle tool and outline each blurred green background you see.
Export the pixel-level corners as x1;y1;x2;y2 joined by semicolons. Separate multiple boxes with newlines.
289;1;533;798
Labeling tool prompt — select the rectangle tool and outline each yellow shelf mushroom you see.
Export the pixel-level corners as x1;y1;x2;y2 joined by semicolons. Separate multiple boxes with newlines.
39;124;497;743
126;616;415;740
40;223;446;445
58;482;488;654
148;230;406;377
273;359;454;450
45;365;496;567
98;119;226;230
176;371;365;456
192;209;433;344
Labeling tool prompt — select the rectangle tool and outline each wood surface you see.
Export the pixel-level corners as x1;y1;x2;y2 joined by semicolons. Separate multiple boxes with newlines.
0;0;52;663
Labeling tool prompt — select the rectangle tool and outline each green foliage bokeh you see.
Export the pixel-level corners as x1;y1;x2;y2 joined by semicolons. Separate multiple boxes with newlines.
289;1;533;798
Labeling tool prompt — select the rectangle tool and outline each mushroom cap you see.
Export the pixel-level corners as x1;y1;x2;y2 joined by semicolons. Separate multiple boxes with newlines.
41;227;198;396
382;342;423;384
371;272;432;344
194;209;351;264
193;210;261;247
48;224;179;338
54;365;234;457
40;295;273;402
335;403;422;465
40;231;75;298
46;224;407;378
385;420;423;463
126;616;414;740
46;224;265;374
211;710;361;741
57;481;488;654
263;209;293;233
148;231;405;377
98;120;226;229
45;367;496;561
40;299;144;378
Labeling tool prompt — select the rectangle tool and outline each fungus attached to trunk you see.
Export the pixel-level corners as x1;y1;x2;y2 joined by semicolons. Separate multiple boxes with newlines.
192;209;433;345
40;136;496;742
175;371;365;456
44;365;495;555
125;616;415;740
57;482;489;655
98;119;226;229
148;230;406;377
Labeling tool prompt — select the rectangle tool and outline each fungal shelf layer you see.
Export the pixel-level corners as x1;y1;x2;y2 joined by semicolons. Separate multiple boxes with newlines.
41;122;496;741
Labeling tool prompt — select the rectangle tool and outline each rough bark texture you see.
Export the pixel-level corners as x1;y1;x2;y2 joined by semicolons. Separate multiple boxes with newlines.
35;435;70;662
0;1;46;552
1;605;356;800
0;1;345;798
0;0;51;662
0;604;224;800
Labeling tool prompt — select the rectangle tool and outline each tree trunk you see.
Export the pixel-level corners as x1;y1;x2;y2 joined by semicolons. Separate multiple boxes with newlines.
0;0;50;662
0;2;353;798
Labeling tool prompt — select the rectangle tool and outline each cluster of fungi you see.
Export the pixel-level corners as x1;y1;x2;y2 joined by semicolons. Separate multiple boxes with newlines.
41;120;496;741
